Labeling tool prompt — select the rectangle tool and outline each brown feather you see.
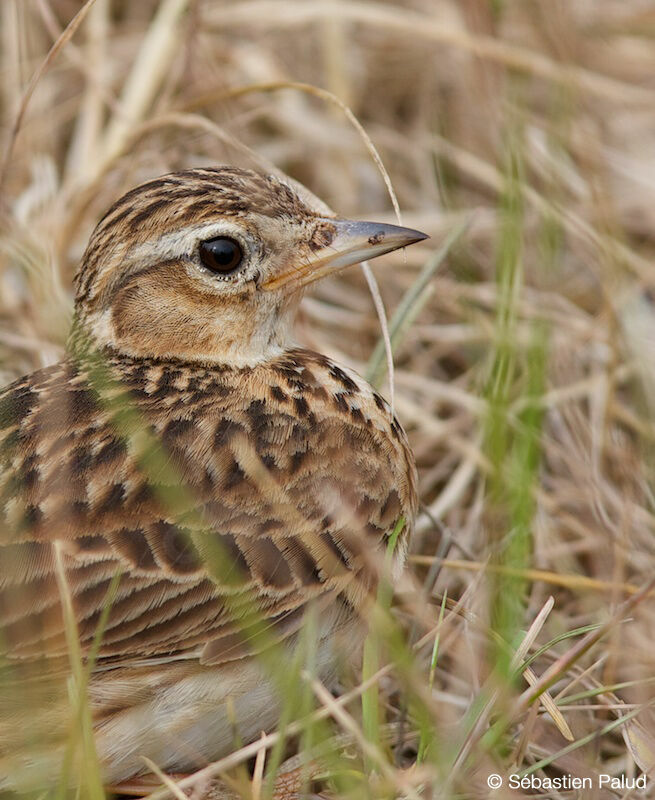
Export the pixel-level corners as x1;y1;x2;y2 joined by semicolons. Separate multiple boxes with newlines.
0;167;420;786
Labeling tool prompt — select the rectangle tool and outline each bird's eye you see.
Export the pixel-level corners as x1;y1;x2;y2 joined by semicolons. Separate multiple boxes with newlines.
199;237;243;275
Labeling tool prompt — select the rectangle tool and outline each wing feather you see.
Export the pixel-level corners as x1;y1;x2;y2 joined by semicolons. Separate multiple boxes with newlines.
0;349;416;667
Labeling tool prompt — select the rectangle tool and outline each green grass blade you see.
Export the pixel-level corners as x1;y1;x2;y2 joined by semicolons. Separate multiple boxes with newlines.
366;216;472;387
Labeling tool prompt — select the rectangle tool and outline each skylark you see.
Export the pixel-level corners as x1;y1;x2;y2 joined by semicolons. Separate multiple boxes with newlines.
0;167;426;788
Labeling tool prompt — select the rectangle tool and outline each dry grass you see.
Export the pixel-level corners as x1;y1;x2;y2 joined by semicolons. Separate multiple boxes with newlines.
3;0;655;797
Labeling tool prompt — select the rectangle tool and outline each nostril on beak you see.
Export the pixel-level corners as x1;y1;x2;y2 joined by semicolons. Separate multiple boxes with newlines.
368;231;386;245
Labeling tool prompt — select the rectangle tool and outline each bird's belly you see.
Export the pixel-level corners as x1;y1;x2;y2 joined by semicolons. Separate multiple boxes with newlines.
95;660;282;782
94;622;355;783
0;641;344;791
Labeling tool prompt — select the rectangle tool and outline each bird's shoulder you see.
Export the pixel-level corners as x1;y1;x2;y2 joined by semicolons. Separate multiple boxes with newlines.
0;348;416;535
114;345;418;548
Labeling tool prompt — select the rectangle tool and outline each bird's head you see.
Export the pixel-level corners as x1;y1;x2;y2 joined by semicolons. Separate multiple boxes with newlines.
74;167;428;366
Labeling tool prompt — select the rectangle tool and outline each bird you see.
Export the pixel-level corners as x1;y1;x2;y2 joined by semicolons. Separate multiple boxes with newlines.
0;166;425;790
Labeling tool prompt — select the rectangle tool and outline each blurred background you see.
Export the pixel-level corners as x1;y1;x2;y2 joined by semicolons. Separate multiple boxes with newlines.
2;1;655;797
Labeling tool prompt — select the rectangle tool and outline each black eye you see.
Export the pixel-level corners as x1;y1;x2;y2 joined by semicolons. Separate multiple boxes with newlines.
198;237;243;275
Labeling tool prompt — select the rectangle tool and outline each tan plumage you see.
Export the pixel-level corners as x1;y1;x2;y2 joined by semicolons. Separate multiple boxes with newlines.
0;167;425;787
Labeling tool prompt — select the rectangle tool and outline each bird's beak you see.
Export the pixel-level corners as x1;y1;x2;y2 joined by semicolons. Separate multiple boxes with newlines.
261;218;429;292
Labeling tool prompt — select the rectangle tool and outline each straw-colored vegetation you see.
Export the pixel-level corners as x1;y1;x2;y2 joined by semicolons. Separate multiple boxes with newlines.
2;1;655;797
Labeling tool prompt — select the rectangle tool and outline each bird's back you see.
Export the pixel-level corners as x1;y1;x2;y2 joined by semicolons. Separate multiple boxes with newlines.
0;347;416;666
